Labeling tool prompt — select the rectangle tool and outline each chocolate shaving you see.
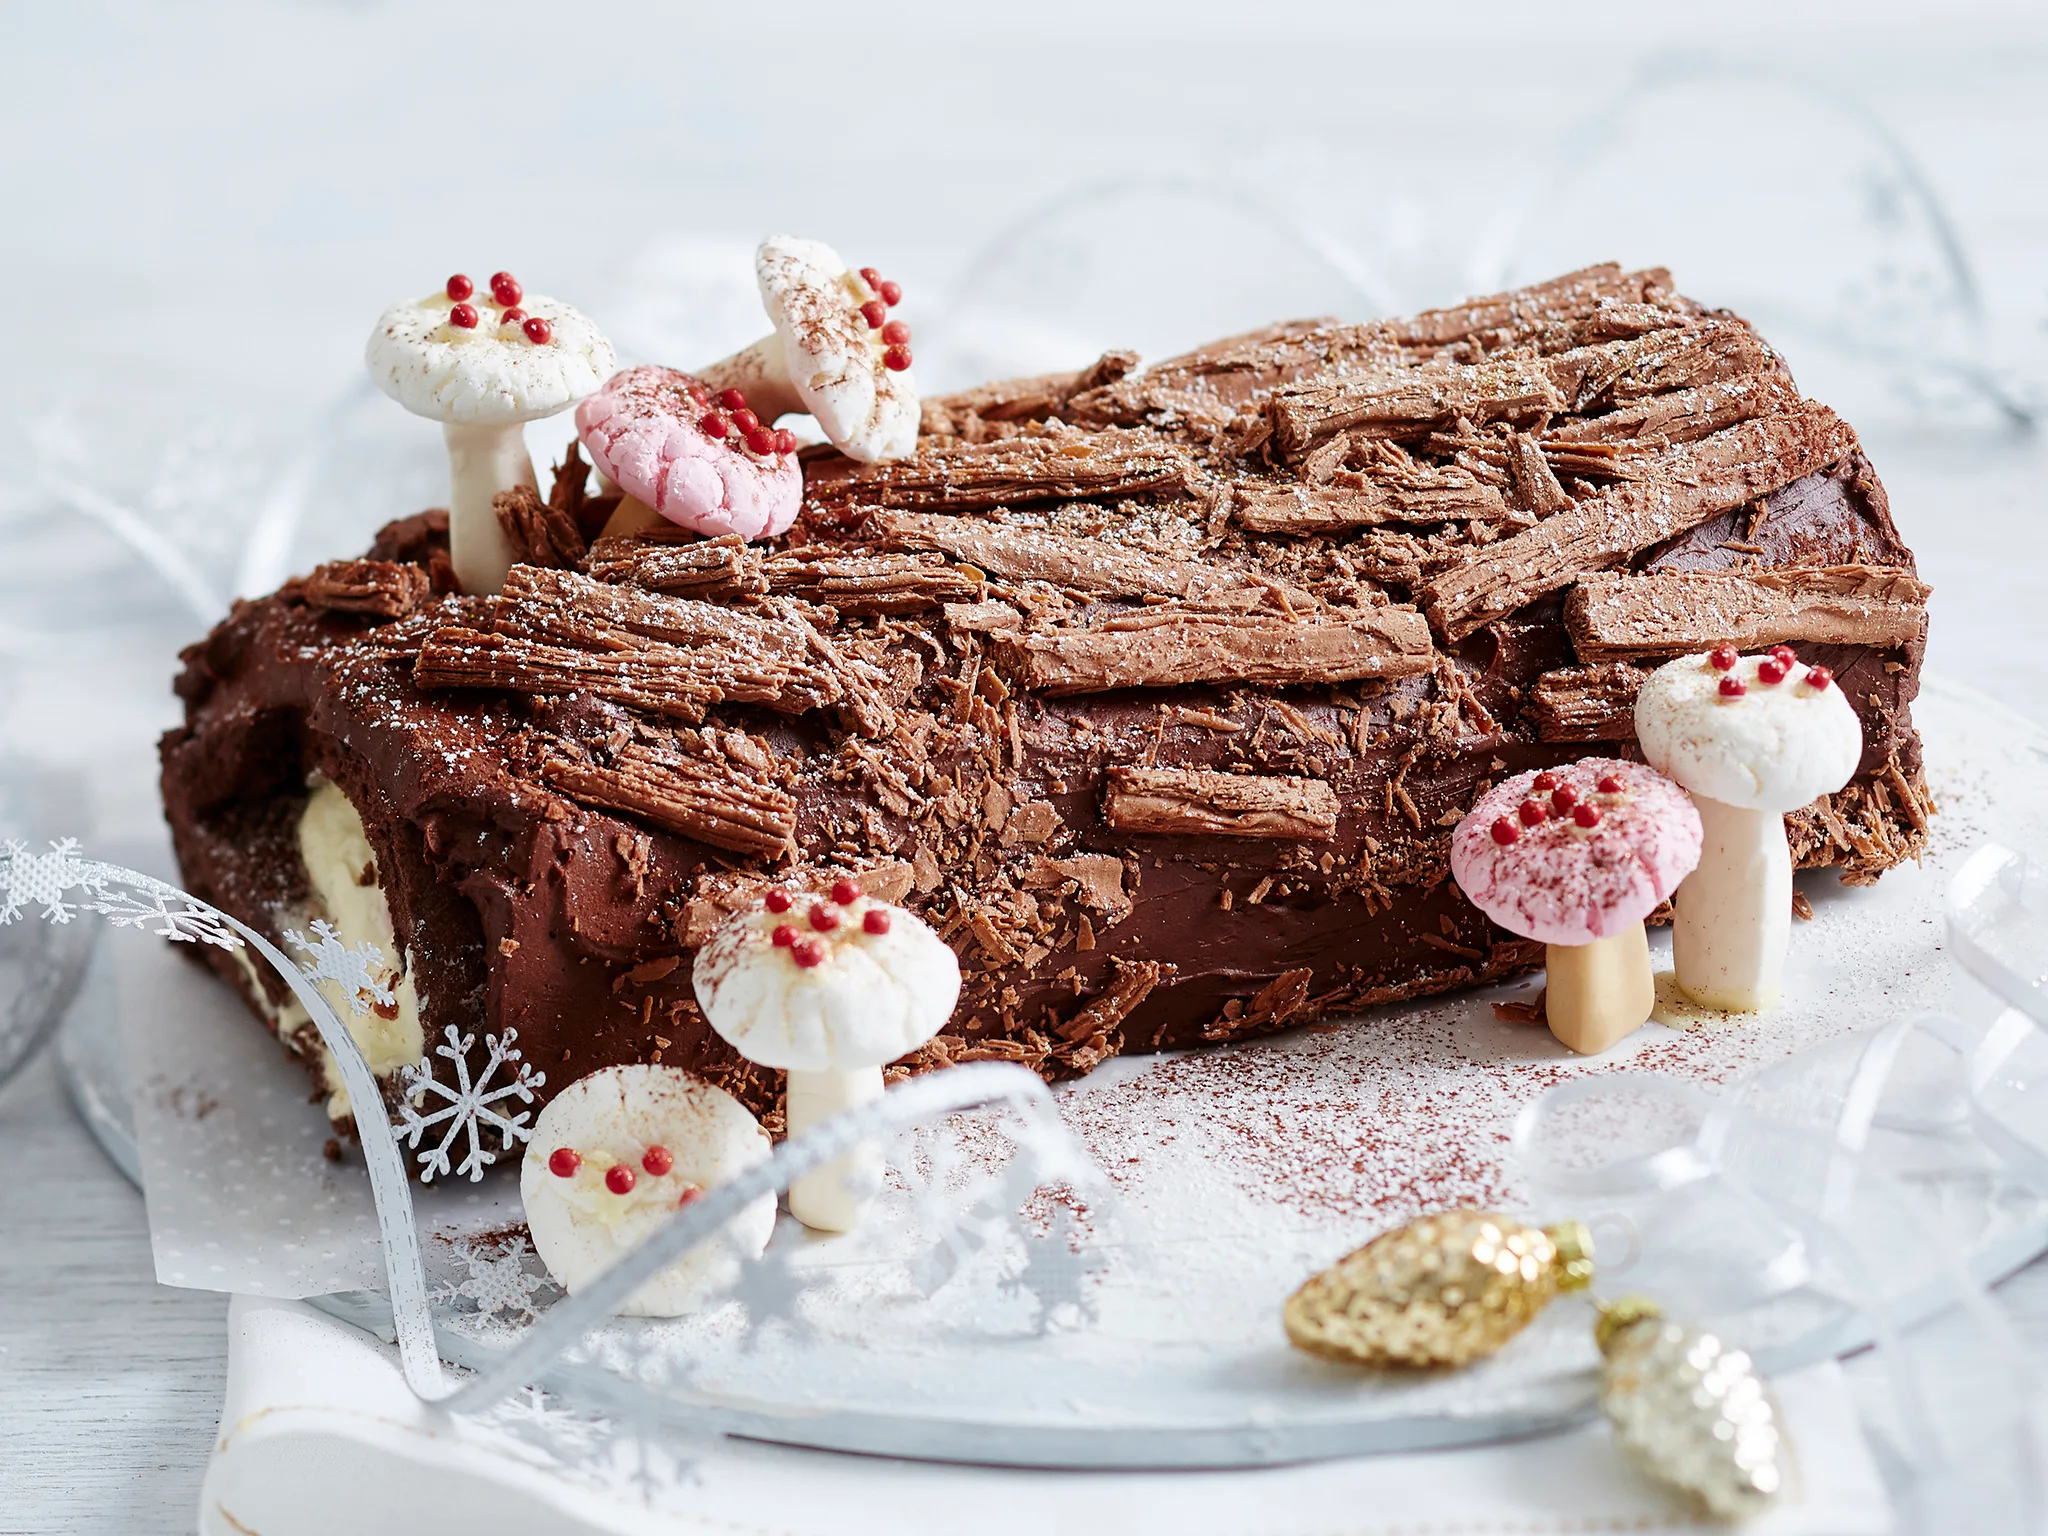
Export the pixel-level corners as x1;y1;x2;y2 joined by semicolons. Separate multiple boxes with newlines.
300;559;429;620
1525;663;1649;742
541;734;797;859
1565;564;1932;661
493;485;587;571
1418;403;1860;640
807;425;1193;512
1507;433;1573;516
993;606;1433;695
1104;766;1339;840
1785;753;1935;885
585;532;769;602
1057;958;1162;1045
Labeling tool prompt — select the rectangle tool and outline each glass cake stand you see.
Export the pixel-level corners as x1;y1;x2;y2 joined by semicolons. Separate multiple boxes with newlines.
45;674;2048;1469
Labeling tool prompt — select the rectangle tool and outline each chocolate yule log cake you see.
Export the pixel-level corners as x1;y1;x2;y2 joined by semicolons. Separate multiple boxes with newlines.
160;261;1934;1150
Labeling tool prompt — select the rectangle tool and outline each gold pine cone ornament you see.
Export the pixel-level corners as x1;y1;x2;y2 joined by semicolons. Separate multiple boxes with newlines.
1284;1209;1595;1369
1597;1298;1787;1522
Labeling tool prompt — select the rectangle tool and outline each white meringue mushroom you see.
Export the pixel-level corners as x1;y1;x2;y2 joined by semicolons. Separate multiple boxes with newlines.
1635;646;1863;1012
520;1064;773;1317
695;237;919;464
692;877;960;1232
366;271;616;594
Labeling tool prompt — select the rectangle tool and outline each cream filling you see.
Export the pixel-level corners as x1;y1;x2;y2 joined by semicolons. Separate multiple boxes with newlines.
297;779;425;1118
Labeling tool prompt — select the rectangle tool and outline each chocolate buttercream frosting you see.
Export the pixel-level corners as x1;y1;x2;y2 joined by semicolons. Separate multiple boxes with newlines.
160;264;1933;1154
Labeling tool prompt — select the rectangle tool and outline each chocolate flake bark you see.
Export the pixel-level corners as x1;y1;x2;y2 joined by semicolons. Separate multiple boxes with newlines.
992;606;1433;694
1104;766;1340;839
1564;564;1931;661
160;263;1934;1159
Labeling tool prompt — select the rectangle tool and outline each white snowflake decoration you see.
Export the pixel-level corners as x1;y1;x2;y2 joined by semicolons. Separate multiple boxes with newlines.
285;918;396;1017
1;838;240;947
434;1234;550;1325
0;837;101;922
398;1025;544;1182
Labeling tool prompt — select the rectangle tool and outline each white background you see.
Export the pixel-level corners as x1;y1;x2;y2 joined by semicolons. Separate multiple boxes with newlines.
3;1;2047;1529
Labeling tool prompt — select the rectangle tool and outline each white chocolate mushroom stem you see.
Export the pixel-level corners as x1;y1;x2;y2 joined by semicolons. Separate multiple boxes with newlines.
443;419;533;594
784;1065;885;1232
1544;924;1655;1055
1672;793;1790;1012
696;333;806;424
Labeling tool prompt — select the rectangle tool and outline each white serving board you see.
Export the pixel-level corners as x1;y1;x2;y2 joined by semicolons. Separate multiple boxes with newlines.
59;675;2048;1466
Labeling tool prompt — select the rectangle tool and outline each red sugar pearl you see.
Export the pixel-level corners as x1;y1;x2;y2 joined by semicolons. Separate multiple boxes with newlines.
686;381;709;406
1573;802;1602;829
764;888;792;913
449;302;479;329
731;407;759;435
1804;665;1834;691
700;411;728;438
878;279;902;306
773;428;797;455
746;427;776;456
641;1145;673;1177
863;908;892;935
1720;676;1748;698
523;316;552;345
771;923;797;948
1490;816;1520;846
1550;784;1579;812
1597;774;1625;794
791;937;824;968
548;1147;581;1178
718;388;748;412
1709;645;1739;671
831;878;862;905
446;274;474;302
881;319;911;346
605;1163;636;1196
490;272;522;307
1756;657;1788;685
498;307;526;325
1518;799;1548;826
861;299;887;329
1771;644;1797;667
1532;771;1558;791
678;1185;702;1208
859;266;882;290
809;903;839;932
884;344;913;371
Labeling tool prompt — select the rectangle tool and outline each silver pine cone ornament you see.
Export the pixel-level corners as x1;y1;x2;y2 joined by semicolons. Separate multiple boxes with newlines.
1597;1298;1788;1522
1284;1208;1595;1368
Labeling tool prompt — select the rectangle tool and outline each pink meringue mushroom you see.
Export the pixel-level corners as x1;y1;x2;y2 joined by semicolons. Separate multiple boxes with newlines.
576;366;802;541
1452;758;1702;1055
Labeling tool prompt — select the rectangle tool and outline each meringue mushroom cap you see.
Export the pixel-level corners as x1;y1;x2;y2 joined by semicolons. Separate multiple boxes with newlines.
757;235;918;463
576;366;801;541
519;1064;774;1317
366;290;617;425
1634;653;1864;812
1450;758;1702;947
692;897;962;1074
